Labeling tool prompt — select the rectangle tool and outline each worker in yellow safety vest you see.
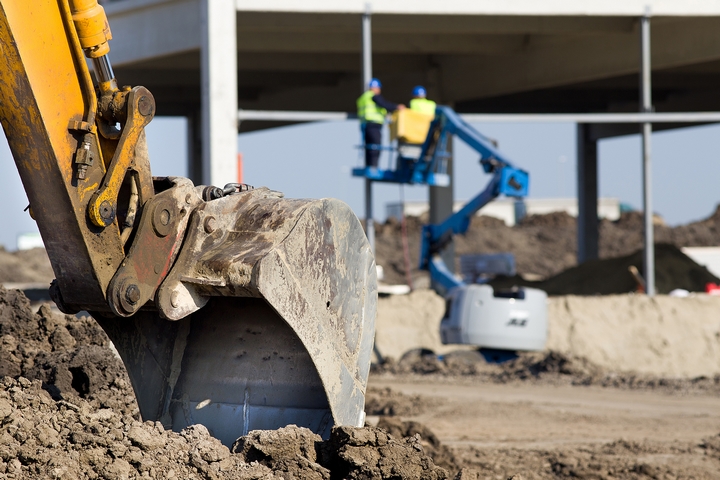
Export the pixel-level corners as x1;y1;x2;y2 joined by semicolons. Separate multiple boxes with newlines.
409;86;437;116
357;78;405;168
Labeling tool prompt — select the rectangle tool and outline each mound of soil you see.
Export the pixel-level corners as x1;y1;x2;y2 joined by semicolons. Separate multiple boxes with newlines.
372;349;720;395
0;377;458;479
0;287;138;416
0;247;53;284
490;243;719;295
375;207;720;286
0;286;472;479
232;423;450;480
375;417;461;474
0;377;273;479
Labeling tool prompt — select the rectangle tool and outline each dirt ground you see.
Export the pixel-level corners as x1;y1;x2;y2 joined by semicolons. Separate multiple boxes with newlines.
3;283;720;478
368;376;720;479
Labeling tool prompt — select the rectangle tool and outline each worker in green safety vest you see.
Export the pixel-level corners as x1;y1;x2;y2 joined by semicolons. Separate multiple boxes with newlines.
357;78;404;168
409;86;437;116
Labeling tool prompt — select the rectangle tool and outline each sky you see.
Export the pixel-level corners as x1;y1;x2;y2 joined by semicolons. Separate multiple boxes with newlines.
0;117;719;250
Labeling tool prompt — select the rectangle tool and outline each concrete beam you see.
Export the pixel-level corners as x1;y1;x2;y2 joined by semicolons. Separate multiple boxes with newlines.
442;17;720;101
235;31;528;55
235;12;637;35
234;52;426;72
233;0;720;16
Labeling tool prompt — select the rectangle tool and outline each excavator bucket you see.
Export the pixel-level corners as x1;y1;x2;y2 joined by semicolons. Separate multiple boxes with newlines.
0;0;376;447
96;188;377;445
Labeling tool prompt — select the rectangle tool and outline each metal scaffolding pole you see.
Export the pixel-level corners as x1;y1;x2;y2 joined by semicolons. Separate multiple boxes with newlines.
640;10;654;296
362;3;374;253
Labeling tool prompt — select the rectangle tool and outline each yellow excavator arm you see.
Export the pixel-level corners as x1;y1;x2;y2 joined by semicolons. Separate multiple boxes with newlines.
0;0;376;445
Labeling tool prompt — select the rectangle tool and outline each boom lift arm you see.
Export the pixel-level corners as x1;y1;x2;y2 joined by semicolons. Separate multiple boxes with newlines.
418;107;529;294
0;0;376;445
416;107;547;352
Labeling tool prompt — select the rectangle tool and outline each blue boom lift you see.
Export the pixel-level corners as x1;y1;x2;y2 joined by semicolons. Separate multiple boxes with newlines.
354;106;547;352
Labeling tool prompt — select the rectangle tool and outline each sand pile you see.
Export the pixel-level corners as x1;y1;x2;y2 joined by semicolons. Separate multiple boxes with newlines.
375;288;720;377
547;293;720;377
374;289;473;360
375;207;720;286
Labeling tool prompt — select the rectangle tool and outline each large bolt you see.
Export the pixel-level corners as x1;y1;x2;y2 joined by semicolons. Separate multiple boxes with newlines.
159;208;170;226
99;200;115;224
204;216;217;234
138;96;153;116
125;284;141;305
170;290;180;308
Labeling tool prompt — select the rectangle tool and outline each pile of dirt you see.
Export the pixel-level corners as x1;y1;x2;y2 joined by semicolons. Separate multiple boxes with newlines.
0;377;273;479
233;422;451;480
0;377;460;479
0;286;477;479
546;294;720;378
0;287;138;416
372;349;720;395
490;243;719;295
374;417;461;474
375;207;720;286
0;247;53;285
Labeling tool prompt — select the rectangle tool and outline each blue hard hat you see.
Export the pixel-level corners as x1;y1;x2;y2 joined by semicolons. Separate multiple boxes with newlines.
368;78;382;89
413;85;427;97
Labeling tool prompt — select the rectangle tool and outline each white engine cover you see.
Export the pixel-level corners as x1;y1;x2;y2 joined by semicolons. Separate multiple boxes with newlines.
440;284;547;351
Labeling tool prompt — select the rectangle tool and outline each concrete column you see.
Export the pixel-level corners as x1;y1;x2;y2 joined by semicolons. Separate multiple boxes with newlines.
361;4;375;253
576;123;599;263
429;138;454;275
200;0;237;186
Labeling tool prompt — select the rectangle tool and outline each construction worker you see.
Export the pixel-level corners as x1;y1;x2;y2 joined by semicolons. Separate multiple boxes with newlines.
357;78;405;168
409;86;437;116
